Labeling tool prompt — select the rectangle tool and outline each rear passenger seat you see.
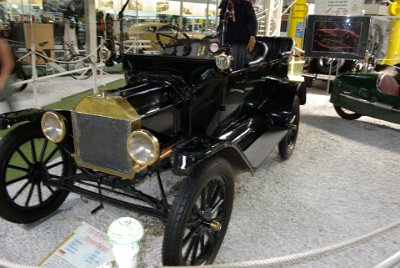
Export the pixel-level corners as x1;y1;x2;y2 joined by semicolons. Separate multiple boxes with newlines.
375;64;400;96
378;73;400;96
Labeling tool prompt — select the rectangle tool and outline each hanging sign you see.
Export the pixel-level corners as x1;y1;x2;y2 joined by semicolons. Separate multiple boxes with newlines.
315;0;364;16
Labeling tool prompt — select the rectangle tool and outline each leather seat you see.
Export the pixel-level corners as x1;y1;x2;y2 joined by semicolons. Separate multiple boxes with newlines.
378;73;400;96
230;41;268;70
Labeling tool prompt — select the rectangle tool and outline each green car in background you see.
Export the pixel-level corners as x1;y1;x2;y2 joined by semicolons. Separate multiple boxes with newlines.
330;64;400;124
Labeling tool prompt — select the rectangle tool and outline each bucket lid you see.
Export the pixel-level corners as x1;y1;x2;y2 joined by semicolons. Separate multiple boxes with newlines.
107;217;144;246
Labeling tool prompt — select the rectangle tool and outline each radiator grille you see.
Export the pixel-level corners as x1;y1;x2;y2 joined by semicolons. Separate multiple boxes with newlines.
72;113;132;175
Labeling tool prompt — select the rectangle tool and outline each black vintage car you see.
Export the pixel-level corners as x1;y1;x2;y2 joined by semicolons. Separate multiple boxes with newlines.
0;0;306;266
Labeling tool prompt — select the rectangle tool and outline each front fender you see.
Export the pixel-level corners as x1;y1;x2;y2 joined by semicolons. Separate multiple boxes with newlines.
171;135;254;175
0;108;72;130
0;109;45;129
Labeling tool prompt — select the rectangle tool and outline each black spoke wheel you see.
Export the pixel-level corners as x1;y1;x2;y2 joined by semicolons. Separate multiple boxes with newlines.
279;95;300;160
0;123;75;223
162;158;234;266
334;105;362;120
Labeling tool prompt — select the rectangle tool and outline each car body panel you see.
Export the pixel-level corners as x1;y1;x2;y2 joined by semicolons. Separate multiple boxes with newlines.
330;69;400;124
0;3;308;265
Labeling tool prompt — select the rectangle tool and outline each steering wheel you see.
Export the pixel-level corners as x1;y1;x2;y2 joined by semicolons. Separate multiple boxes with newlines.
156;24;192;56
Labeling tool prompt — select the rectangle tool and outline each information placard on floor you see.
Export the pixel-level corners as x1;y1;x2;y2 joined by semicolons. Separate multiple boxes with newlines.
39;222;114;268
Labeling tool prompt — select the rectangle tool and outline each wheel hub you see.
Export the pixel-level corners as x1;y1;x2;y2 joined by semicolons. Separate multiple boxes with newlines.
199;209;221;232
29;163;48;184
208;220;222;231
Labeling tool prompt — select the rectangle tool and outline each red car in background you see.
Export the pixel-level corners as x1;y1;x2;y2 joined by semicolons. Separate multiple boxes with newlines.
314;28;359;52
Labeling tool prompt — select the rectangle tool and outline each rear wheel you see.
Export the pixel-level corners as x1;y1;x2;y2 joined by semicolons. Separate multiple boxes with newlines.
162;157;234;266
0;123;75;223
304;76;313;87
311;58;353;75
315;58;345;74
279;95;300;160
333;105;362;120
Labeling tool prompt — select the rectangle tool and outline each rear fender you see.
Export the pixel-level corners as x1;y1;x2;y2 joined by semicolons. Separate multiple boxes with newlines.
171;135;254;175
266;79;306;108
297;81;307;105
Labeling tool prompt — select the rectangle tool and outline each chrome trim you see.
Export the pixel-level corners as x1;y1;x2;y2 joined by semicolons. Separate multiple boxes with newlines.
99;46;111;62
248;42;268;67
127;129;160;166
41;111;66;143
74;95;141;126
71;95;143;179
215;52;232;71
72;156;144;179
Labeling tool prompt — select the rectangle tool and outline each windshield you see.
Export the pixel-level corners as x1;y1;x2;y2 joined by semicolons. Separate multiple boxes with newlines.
115;0;224;60
121;22;220;59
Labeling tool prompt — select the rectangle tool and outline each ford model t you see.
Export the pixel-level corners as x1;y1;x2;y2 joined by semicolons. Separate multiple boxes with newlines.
0;0;306;265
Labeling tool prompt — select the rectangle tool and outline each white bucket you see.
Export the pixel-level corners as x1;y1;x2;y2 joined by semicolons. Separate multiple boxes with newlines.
107;217;144;268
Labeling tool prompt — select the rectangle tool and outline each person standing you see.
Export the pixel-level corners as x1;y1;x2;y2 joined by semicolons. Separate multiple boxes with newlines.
0;36;15;111
220;0;258;69
225;0;257;52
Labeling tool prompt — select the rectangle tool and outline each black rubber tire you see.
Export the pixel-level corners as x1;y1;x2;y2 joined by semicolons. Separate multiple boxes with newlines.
313;57;345;75
104;59;114;67
69;55;92;80
304;76;313;87
14;69;28;92
279;95;300;160
333;105;362;120
0;123;75;223
162;157;235;266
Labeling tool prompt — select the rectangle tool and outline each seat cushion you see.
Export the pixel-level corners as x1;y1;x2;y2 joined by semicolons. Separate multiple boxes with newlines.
377;73;400;96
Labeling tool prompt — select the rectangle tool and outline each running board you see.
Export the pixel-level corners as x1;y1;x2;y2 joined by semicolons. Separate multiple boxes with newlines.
340;93;400;113
244;130;287;169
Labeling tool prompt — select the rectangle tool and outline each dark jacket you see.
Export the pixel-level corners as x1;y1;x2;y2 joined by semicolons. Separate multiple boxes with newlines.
225;0;257;43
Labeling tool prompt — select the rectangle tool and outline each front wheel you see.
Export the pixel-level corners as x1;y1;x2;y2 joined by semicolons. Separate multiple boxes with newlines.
279;95;300;160
162;157;235;266
333;105;362;120
0;123;75;223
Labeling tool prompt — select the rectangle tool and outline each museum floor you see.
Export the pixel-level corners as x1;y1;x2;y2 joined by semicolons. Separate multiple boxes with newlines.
0;73;124;115
0;77;400;268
